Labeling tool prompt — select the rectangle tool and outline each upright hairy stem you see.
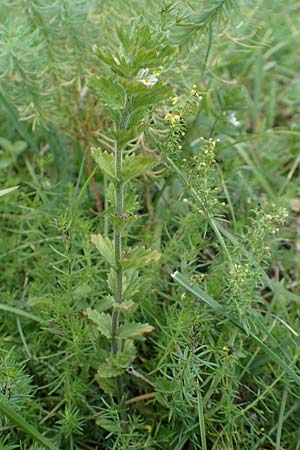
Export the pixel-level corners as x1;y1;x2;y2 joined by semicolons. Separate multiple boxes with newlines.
111;107;129;432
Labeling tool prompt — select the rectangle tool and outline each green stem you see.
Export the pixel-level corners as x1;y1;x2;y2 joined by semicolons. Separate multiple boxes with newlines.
111;108;129;433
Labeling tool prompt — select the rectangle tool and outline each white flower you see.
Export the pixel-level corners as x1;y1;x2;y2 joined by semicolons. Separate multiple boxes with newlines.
137;68;159;87
227;112;240;127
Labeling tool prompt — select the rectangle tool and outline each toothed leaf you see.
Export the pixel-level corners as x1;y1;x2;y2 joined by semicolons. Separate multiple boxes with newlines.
92;148;116;180
86;309;112;338
119;322;154;338
91;234;115;266
122;246;162;270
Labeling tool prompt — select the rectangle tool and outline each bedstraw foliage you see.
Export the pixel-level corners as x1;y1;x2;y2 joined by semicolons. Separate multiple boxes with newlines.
1;0;300;449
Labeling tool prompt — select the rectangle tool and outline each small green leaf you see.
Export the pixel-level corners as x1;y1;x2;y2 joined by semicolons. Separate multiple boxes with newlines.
95;375;115;395
114;340;136;366
116;27;131;52
110;213;137;232
97;363;122;378
123;269;142;299
96;417;121;432
11;140;27;156
0;137;27;160
83;296;113;313
92;47;116;66
97;341;136;379
126;107;147;128
91;148;116;180
89;76;126;109
121;153;159;182
91;234;115;266
122;247;162;270
114;127;142;150
0;137;12;151
93;47;129;77
86;308;112;338
131;84;173;110
119;322;154;338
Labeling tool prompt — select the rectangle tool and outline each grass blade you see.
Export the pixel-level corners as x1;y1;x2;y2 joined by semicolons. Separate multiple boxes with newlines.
0;304;44;324
0;399;58;450
276;386;288;450
197;388;207;450
0;186;19;197
171;271;223;312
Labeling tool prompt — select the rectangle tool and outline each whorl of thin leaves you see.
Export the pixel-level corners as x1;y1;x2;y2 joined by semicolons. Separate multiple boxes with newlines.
171;0;240;44
224;206;289;326
0;0;98;125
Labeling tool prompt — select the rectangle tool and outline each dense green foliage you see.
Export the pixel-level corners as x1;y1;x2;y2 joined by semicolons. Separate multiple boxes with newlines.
1;1;300;449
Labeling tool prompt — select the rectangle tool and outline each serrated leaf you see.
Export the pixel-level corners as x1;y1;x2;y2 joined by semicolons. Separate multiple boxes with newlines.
116;27;131;52
123;269;142;299
97;363;122;378
126;107;147;128
86;308;112;338
114;127;142;150
132;84;173;110
119;322;154;338
115;341;136;366
91;148;116;180
93;47;129;77
121;153;159;182
110;213;137;232
91;234;115;266
122;246;161;270
107;268;116;295
89;76;126;109
135;48;159;67
97;343;136;378
95;375;115;395
93;47;115;66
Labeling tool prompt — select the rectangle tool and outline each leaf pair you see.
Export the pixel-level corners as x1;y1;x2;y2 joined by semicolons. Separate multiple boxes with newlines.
91;233;161;270
86;308;154;339
92;147;159;182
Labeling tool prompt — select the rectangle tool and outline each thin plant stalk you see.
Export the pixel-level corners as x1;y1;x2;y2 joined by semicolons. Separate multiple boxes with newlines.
111;107;129;432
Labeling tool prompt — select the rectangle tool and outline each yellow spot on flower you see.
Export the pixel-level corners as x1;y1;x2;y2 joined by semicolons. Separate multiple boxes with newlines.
191;86;203;100
164;113;181;125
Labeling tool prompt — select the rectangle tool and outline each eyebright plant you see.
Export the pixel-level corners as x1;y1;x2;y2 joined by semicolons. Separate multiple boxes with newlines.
86;22;175;432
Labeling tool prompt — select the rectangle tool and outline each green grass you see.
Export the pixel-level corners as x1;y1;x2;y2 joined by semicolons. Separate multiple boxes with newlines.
1;0;300;449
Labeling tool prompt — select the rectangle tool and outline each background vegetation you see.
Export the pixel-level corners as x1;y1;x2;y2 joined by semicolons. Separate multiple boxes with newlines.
1;1;300;449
